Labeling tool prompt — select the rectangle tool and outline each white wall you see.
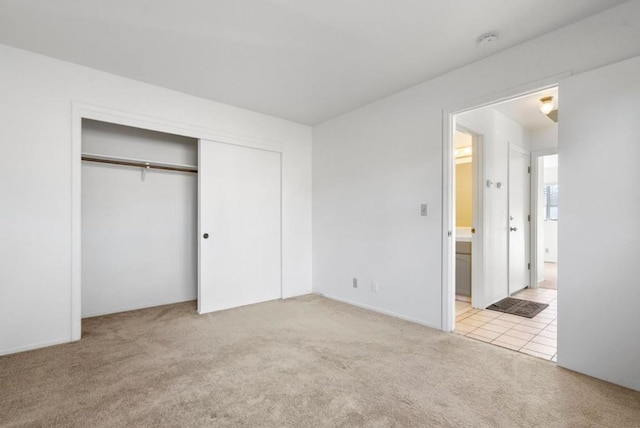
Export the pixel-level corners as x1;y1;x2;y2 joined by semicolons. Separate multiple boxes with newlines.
543;221;558;263
312;0;640;376
559;55;640;391
544;161;558;184
82;119;198;165
82;120;198;317
530;124;558;152
0;44;312;355
456;108;530;307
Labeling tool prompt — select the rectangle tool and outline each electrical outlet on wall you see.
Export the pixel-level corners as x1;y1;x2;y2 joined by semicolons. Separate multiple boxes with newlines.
371;281;378;293
352;278;358;288
545;248;550;253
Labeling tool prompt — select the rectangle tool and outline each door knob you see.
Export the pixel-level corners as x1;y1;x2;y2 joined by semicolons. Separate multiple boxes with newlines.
203;233;209;239
510;227;518;232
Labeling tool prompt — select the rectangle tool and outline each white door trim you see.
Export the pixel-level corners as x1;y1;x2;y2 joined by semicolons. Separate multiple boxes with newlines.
71;103;284;341
454;120;485;310
507;143;532;295
441;73;567;332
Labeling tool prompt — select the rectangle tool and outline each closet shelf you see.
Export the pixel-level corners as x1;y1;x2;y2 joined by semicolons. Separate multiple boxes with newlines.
81;153;197;174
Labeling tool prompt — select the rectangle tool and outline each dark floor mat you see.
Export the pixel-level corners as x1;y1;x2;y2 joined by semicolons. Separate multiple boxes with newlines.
487;297;548;318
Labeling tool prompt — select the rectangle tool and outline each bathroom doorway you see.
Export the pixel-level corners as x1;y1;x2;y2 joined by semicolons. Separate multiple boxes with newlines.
453;125;483;318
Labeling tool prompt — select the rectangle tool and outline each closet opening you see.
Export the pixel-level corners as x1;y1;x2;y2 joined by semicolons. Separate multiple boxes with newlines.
80;119;199;323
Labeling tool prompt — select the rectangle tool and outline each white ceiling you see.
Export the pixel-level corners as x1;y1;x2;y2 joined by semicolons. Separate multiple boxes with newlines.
0;1;627;124
493;87;559;131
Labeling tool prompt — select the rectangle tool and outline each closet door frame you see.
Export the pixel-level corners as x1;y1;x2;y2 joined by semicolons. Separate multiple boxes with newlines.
71;103;283;342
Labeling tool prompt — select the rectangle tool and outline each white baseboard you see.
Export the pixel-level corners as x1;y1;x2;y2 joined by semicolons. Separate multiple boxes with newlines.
81;296;197;318
2;291;431;357
282;290;313;299
313;291;440;331
0;337;71;357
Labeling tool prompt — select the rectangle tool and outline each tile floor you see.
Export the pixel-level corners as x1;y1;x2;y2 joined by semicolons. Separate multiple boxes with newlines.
455;288;557;361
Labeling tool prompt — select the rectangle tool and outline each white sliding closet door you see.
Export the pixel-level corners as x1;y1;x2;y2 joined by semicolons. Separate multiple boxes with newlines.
198;139;281;313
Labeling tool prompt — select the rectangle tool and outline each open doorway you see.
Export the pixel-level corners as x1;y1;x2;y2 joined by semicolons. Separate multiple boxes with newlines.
452;124;484;318
454;129;473;305
448;86;559;361
535;153;558;290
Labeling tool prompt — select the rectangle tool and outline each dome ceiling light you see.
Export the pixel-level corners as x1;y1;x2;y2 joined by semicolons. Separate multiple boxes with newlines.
539;96;555;115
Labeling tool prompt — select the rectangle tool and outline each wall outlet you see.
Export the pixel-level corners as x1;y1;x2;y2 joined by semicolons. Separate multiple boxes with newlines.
545;248;550;253
371;281;378;293
352;278;358;288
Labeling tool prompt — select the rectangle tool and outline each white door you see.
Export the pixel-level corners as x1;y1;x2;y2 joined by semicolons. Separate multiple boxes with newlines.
198;140;281;314
508;145;530;294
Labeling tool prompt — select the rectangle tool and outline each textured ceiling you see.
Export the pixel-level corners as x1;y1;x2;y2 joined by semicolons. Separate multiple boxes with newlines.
0;0;628;124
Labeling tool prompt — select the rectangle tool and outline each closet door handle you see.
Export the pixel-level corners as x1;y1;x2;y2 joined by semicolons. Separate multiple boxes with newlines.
203;233;209;239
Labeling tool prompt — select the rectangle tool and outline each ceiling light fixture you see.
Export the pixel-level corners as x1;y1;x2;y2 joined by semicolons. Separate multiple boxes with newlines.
539;96;554;115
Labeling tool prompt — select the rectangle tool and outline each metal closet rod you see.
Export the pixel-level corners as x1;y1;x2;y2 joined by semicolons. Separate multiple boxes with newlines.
81;153;198;174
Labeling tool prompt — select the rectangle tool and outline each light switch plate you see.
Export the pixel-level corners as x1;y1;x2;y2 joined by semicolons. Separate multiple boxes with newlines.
421;204;428;216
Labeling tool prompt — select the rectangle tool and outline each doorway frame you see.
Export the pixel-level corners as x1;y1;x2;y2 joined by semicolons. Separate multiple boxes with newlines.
507;142;532;295
530;149;558;288
454;120;485;309
70;103;283;341
441;74;566;332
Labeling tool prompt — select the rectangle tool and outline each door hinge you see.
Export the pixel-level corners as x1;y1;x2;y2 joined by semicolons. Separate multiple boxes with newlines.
527;263;531;270
528;214;531;222
527;166;531;174
448;231;452;237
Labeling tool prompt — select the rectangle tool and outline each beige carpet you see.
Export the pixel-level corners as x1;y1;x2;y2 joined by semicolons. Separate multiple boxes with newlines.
1;295;638;427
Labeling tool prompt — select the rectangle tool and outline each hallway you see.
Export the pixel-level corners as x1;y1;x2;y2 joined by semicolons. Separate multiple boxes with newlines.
539;262;557;290
455;288;558;361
